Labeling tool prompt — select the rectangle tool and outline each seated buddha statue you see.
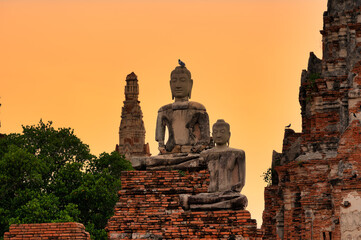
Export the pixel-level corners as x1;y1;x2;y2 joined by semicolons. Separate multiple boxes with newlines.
180;119;248;210
155;64;210;154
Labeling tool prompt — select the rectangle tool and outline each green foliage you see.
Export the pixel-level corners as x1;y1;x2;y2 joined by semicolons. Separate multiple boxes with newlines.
261;167;273;186
9;194;80;224
304;73;321;103
306;95;313;104
0;120;133;240
309;72;321;82
306;73;321;92
85;223;108;240
89;151;133;179
297;160;304;168
177;170;186;177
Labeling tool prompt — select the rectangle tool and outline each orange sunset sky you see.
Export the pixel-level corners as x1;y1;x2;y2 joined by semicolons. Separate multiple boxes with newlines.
1;0;327;226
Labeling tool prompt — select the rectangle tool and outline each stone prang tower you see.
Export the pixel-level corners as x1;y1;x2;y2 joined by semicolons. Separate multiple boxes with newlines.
116;72;150;159
262;0;361;239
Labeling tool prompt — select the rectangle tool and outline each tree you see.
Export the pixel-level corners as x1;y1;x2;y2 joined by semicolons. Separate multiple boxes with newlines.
0;120;133;239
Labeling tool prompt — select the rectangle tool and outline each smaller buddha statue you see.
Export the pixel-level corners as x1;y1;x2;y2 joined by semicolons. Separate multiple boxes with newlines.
180;119;248;210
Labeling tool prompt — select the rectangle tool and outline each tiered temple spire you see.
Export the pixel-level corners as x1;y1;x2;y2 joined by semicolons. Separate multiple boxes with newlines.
116;72;150;159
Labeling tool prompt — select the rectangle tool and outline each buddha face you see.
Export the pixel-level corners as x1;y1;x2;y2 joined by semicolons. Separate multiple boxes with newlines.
170;72;193;100
212;124;230;147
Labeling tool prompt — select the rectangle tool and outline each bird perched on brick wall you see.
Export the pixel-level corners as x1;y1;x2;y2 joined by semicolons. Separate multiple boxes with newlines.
178;59;186;68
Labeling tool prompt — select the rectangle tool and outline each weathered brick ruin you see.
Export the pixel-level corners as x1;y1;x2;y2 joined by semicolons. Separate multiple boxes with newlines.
262;0;361;239
116;72;150;159
107;63;263;239
106;170;263;239
7;1;361;239
4;222;90;240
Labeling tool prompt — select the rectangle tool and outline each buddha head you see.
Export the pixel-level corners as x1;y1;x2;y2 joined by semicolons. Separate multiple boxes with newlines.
212;119;231;147
170;66;193;101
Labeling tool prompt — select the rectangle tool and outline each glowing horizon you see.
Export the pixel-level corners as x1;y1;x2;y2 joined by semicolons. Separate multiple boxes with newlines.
0;0;327;226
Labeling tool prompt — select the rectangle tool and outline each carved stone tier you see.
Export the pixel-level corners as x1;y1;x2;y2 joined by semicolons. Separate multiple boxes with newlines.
117;72;150;159
106;170;262;239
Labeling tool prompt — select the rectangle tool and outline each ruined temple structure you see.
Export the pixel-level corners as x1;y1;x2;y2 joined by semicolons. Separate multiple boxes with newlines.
106;170;263;239
107;64;262;239
262;0;361;239
116;72;150;159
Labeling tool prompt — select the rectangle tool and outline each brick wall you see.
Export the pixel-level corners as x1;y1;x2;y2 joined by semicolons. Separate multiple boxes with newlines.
4;222;90;240
263;119;361;239
106;170;262;239
262;2;361;239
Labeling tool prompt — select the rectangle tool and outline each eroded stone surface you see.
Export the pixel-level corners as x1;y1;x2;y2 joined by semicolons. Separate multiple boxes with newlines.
137;64;211;171
341;191;361;239
155;65;210;154
204;149;246;193
180;120;248;211
146;153;205;170
262;2;361;239
328;0;361;14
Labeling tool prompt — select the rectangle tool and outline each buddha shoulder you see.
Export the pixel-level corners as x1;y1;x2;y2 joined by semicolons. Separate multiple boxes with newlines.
158;103;173;112
157;101;206;112
188;101;206;111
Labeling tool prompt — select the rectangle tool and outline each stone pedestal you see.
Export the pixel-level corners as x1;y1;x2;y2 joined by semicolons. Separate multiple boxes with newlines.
106;171;262;239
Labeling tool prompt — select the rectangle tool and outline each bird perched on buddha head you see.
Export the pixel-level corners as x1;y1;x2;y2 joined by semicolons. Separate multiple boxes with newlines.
178;59;186;68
